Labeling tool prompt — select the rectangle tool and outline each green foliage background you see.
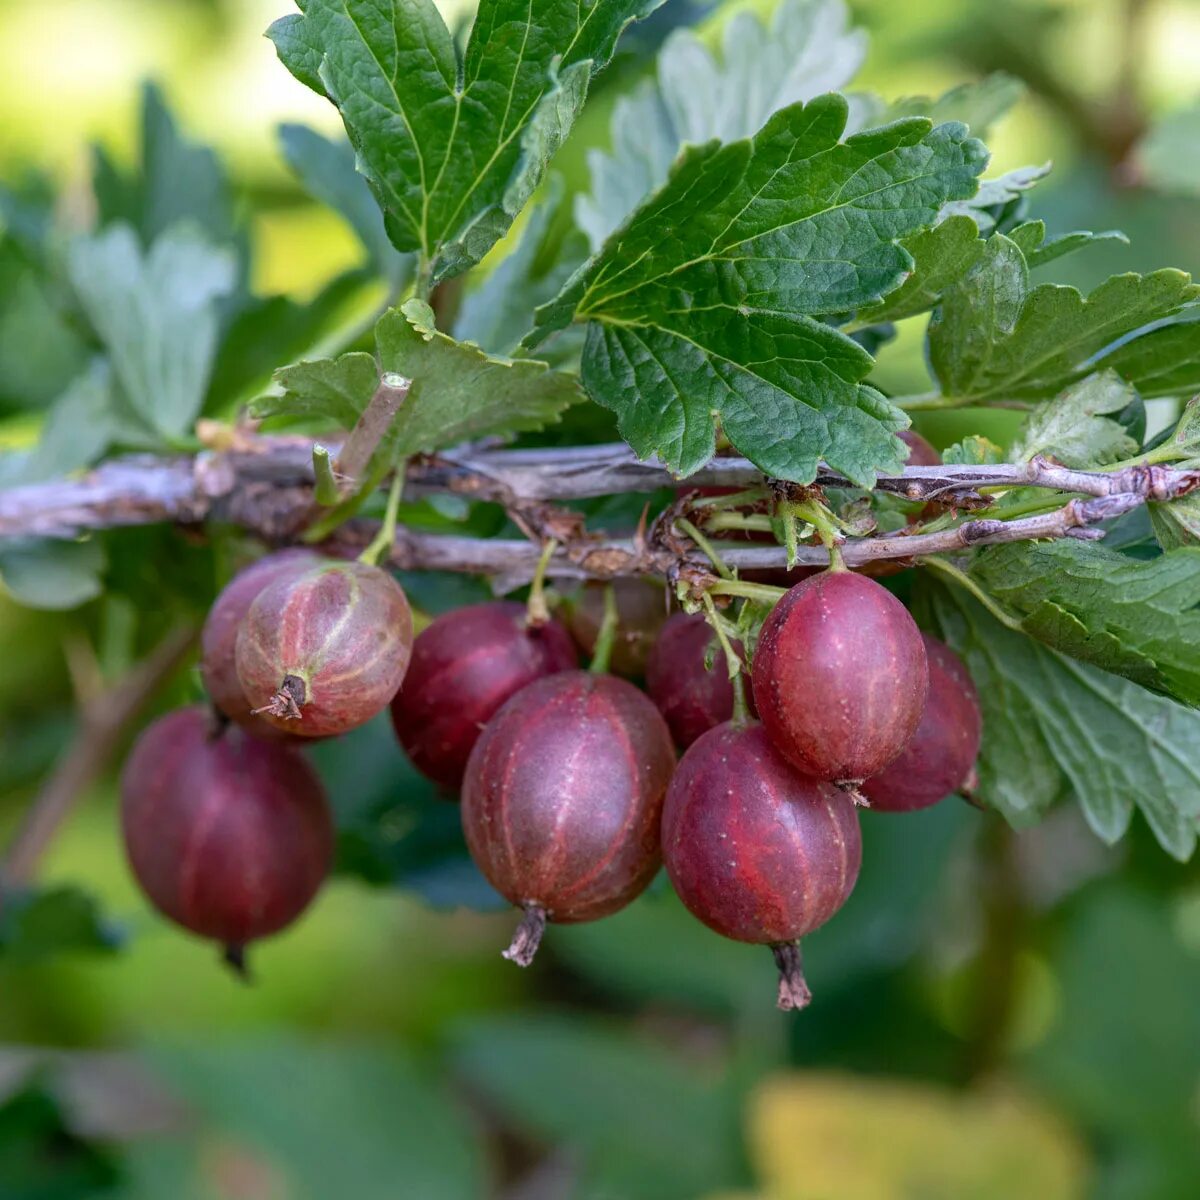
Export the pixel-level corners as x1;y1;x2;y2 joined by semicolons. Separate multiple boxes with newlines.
0;1;1198;1197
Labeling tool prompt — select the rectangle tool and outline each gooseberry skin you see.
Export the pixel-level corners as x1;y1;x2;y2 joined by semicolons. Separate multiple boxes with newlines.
752;571;928;783
201;548;321;738
390;601;578;788
567;579;667;678
898;429;941;467
461;670;676;963
645;612;749;748
661;721;861;1009
120;707;333;954
862;635;981;812
236;559;413;738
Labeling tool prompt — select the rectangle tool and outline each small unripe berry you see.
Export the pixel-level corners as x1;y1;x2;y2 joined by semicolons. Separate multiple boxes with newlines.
120;707;333;969
201;548;321;738
863;635;981;811
391;601;578;788
567;579;667;677
645;612;750;748
462;670;676;964
752;571;928;784
662;721;861;1009
236;559;413;737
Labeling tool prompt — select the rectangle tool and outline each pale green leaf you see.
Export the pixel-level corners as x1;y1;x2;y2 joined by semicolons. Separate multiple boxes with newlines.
942;434;1006;464
1009;370;1139;467
1008;219;1128;270
269;0;663;281
576;0;868;250
66;223;237;442
0;538;106;611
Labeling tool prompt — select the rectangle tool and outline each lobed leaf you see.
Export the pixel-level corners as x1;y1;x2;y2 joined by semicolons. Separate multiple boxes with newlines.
576;0;868;250
269;0;663;282
263;300;581;467
1009;370;1139;467
928;233;1200;404
917;575;1200;859
533;95;986;483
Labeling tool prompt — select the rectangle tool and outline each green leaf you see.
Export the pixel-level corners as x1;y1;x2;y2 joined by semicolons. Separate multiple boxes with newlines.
941;161;1050;232
263;300;580;466
852;215;984;325
1150;494;1200;551
0;242;90;411
928;233;1200;404
452;1014;743;1199
534;96;986;483
0;539;106;611
138;1036;482;1200
872;72;1025;140
67;223;237;443
1009;370;1139;467
1096;318;1200;400
454;177;586;356
942;434;1006;464
93;82;233;249
1137;99;1200;194
278;124;410;282
0;886;122;962
916;575;1200;859
576;0;868;249
269;0;663;282
972;539;1200;705
1008;219;1128;270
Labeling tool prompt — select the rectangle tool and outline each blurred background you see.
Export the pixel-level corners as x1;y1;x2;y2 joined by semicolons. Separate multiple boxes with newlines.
1;1;1199;1197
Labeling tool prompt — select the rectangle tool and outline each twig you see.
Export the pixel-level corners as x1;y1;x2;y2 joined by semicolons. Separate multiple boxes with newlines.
334;373;411;489
0;626;198;888
0;441;1194;586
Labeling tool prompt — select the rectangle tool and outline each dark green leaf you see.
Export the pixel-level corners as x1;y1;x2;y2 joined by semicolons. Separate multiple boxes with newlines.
535;96;986;483
929;233;1200;404
1097;318;1200;400
852;215;984;325
264;300;580;466
269;0;664;281
1009;370;1139;467
576;0;868;249
0;885;122;962
0;539;106;611
67;224;237;443
916;575;1200;859
971;540;1200;706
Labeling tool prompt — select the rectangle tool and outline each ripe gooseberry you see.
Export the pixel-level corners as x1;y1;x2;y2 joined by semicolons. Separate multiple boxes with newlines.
201;548;321;738
645;612;750;748
236;559;413;737
390;601;578;789
752;570;928;785
863;634;981;811
566;579;667;677
662;721;861;1009
120;706;333;972
461;670;676;964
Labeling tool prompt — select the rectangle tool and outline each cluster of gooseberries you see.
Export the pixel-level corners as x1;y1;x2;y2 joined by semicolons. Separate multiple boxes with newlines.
121;439;982;1007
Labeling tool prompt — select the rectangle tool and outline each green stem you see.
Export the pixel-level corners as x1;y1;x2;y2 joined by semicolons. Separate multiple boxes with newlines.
311;444;341;506
709;579;787;605
677;518;735;582
589;584;619;674
922;556;1025;633
701;592;749;723
687;486;770;510
302;460;390;545
359;469;406;567
526;539;558;627
705;512;775;533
